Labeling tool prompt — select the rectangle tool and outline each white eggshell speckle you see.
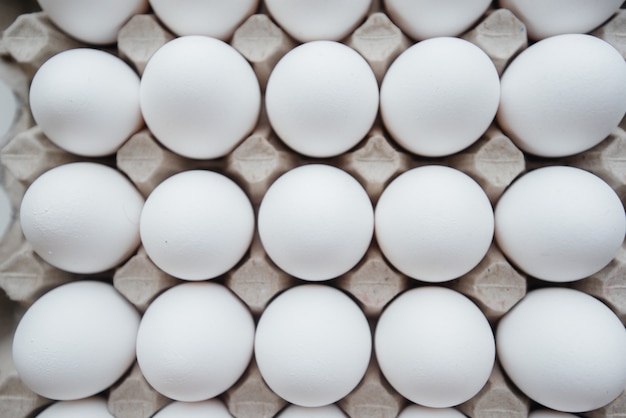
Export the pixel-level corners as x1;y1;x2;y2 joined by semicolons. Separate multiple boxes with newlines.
375;287;495;408
495;166;625;282
497;288;626;412
384;0;491;40
13;281;140;400
149;0;258;39
136;282;255;401
152;399;232;417
397;405;467;417
264;0;371;42
255;285;372;407
375;166;494;282
140;36;261;159
140;170;254;280
29;49;143;157
20;162;144;274
497;34;626;157
266;41;379;158
37;0;149;44
36;398;114;418
278;404;348;418
380;37;500;157
258;165;374;281
499;0;623;40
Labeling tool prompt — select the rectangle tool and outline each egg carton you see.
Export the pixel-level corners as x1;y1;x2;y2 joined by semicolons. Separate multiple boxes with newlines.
0;2;625;418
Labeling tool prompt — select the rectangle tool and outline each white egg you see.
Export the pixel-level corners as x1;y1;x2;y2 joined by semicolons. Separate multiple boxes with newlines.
375;166;494;282
384;0;492;40
380;37;500;157
265;41;379;158
255;285;371;407
139;170;254;281
528;410;579;418
499;0;623;40
149;0;258;39
375;287;495;408
497;288;626;412
264;0;371;42
397;404;467;417
136;282;255;401
497;34;626;157
20;162;144;274
258;164;374;281
29;48;143;157
152;399;232;417
278;404;348;417
37;0;149;44
495;166;625;282
12;281;140;400
36;398;114;418
140;36;261;159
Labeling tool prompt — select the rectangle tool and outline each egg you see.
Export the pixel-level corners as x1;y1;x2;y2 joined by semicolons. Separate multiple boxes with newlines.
149;0;258;39
375;286;495;408
497;34;626;157
265;41;379;158
136;282;255;401
278;404;348;417
12;281;140;400
254;284;371;407
20;162;144;274
0;78;17;141
139;170;254;281
397;405;467;417
152;399;232;417
380;37;500;157
264;0;371;42
384;0;492;40
35;398;114;418
29;48;143;157
258;164;374;281
496;288;626;412
37;0;149;44
495;166;625;282
499;0;623;40
528;411;579;418
140;36;261;159
375;166;494;282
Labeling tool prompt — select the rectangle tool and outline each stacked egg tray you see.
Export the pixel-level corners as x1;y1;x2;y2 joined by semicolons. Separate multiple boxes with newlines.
1;1;626;418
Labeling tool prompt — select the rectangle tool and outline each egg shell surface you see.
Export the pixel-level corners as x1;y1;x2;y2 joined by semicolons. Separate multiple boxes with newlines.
496;287;626;412
20;162;144;274
140;36;261;159
152;399;232;417
258;164;374;281
495;166;625;282
497;34;626;157
397;405;467;417
278;404;348;417
136;282;255;401
29;48;143;157
12;281;140;400
139;170;254;281
254;284;372;407
35;397;114;418
265;41;379;158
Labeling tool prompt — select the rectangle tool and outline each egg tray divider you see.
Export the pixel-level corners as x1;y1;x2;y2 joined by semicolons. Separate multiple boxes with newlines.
0;2;625;418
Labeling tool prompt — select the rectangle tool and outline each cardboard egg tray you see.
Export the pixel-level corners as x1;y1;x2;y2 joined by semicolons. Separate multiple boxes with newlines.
0;1;625;417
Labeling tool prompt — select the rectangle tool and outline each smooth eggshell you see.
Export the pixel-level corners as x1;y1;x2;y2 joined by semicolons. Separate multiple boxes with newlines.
278;404;348;417
375;287;495;408
13;281;140;400
375;165;494;282
384;0;491;40
380;37;500;157
20;162;144;274
152;399;232;417
136;282;255;401
397;405;467;417
265;41;379;158
258;165;374;281
38;0;149;44
140;36;260;159
264;0;371;42
255;285;372;407
497;34;626;157
497;288;626;412
499;0;623;40
149;0;258;39
495;166;625;282
36;398;114;418
29;49;143;157
139;170;254;280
